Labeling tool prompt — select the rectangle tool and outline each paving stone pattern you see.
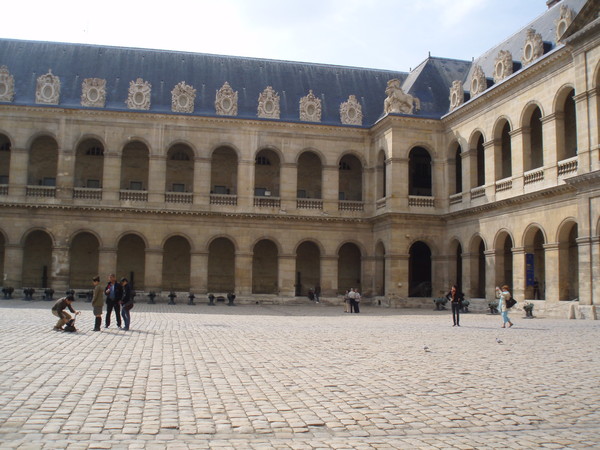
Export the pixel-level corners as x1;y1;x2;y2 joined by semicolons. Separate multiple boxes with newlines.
0;300;599;449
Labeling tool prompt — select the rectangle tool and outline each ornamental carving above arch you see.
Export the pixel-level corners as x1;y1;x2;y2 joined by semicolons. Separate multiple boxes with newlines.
81;78;106;108
0;66;14;102
299;90;322;122
126;78;151;110
171;81;196;113
36;69;60;105
340;95;362;125
257;86;280;119
215;81;238;116
493;50;513;84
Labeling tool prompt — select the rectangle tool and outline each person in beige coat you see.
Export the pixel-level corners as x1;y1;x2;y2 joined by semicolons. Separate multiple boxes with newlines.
91;276;104;331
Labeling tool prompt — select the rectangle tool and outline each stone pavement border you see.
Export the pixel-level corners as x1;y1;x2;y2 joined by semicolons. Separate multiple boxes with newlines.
1;299;599;449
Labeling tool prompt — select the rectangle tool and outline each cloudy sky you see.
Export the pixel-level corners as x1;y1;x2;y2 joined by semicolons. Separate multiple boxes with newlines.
2;0;550;72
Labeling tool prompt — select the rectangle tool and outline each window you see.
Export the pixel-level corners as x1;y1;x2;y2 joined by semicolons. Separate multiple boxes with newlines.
339;161;351;171
0;175;8;184
86;146;103;156
172;183;185;192
256;156;271;165
171;151;190;161
129;181;142;190
297;189;306;198
42;177;56;186
213;185;228;194
339;192;346;200
0;142;10;151
86;179;100;188
254;187;267;196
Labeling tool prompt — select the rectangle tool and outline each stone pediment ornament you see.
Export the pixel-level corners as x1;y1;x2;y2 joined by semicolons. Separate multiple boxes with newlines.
470;65;487;97
299;90;322;122
493;50;514;84
0;66;15;102
521;28;544;67
171;81;196;113
257;86;280;119
36;69;60;105
81;78;106;108
449;80;464;111
383;79;420;115
340;95;362;125
215;82;238;116
555;4;575;42
126;78;151;110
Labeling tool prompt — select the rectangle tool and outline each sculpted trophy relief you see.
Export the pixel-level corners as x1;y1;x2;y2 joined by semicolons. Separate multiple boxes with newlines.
383;79;420;115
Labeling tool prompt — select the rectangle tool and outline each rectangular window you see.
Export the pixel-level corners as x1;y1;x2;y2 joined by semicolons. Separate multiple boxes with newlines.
42;177;56;186
172;183;185;192
87;179;100;188
129;181;142;190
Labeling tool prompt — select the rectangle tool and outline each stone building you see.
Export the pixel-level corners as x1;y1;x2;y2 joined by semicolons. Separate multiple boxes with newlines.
0;0;598;317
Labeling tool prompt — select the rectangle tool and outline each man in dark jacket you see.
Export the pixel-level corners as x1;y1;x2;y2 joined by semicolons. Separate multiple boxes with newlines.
104;273;123;328
51;295;79;330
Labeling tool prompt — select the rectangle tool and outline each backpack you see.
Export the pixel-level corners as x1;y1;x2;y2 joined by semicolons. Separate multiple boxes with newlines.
63;319;77;332
506;297;517;309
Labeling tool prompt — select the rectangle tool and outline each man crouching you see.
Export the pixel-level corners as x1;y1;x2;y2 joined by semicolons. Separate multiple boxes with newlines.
51;295;79;331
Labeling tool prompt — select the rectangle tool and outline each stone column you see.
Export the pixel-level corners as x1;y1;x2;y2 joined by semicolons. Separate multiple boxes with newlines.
461;252;473;298
102;151;121;203
591;237;600;306
543;243;560;303
148;155;166;204
484;249;496;301
361;255;376;298
573;88;592;173
389;157;409;210
322;165;338;214
51;245;70;291
511;247;526;302
386;252;409;297
320;255;338;297
56;147;75;201
510;128;525;192
3;244;23;288
279;163;297;213
98;248;118;281
575;237;593;306
541;114;558;185
431;254;449;298
278;254;296;298
483;139;496;198
235;251;252;295
8;146;28;198
237;159;254;210
190;251;208;295
193;157;211;206
144;248;163;293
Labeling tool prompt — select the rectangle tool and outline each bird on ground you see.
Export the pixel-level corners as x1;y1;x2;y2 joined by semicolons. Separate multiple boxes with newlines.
496;338;503;344
423;345;431;352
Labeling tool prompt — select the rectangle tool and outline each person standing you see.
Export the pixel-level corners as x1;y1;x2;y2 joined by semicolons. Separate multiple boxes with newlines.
91;276;104;331
446;285;464;326
496;284;514;328
51;295;79;331
343;290;351;313
353;288;361;313
314;285;321;303
120;277;133;331
104;273;123;328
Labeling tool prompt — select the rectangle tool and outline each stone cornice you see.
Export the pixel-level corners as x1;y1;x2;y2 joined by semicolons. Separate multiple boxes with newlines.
564;170;600;191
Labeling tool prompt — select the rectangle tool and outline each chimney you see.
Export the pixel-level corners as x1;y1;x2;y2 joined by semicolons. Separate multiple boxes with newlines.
546;0;561;8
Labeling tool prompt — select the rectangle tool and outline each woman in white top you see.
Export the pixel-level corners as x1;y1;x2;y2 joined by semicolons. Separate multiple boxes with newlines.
495;284;514;328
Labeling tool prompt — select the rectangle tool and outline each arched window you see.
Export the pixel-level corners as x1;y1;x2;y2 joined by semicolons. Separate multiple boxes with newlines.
409;147;432;196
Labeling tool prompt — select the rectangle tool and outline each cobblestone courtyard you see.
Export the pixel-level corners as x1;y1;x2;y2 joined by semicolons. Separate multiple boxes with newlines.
0;300;599;449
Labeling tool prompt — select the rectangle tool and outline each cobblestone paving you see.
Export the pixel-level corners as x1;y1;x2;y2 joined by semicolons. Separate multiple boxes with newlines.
0;299;599;449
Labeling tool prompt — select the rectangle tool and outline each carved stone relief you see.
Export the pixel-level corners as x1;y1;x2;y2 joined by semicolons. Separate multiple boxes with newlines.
171;81;196;113
521;28;544;66
383;79;420;115
449;80;464;111
81;78;106;108
340;95;362;125
126;78;151;110
0;66;15;102
493;50;514;84
36;70;60;105
470;65;487;97
257;86;280;119
299;90;322;122
215;82;238;116
555;4;575;42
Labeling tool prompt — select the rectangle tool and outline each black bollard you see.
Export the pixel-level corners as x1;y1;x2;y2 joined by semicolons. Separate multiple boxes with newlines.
227;292;236;306
208;294;215;306
147;291;156;304
168;291;176;305
188;292;195;305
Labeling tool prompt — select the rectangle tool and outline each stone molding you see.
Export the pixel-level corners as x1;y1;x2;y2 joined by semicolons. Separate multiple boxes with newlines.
126;78;151;110
555;4;575;42
0;66;15;102
449;80;464;111
299;90;321;122
522;28;544;67
383;79;420;115
215;82;238;116
171;81;196;114
81;78;106;108
36;70;60;105
470;65;487;97
339;95;362;125
257;86;280;119
493;50;514;84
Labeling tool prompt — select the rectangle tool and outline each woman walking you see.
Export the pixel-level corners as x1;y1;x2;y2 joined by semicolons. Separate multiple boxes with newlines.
496;284;514;328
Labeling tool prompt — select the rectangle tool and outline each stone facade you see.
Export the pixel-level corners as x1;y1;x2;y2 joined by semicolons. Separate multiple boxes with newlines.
0;0;598;318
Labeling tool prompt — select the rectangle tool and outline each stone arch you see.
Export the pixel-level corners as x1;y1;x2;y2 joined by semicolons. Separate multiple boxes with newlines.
252;239;279;294
521;102;544;171
118;136;152;154
254;147;281;197
338;153;363;201
69;231;100;289
494;229;514;291
0;132;12;185
209;142;241;159
337;241;362;295
523;224;546;300
22;229;54;288
408;146;432;196
165;138;199;158
207;236;236;293
557;219;578;301
294;240;321;296
408;241;432;297
554;85;578;161
493;117;513;180
116;233;146;290
297;150;323;199
210;145;238;195
74;137;105;188
448;140;463;195
468;234;487;298
121;140;149;191
28;135;58;187
166;142;195;193
469;131;485;188
162;235;192;291
448;238;463;291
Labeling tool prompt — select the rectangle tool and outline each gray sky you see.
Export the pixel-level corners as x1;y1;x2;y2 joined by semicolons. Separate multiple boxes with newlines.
2;0;550;71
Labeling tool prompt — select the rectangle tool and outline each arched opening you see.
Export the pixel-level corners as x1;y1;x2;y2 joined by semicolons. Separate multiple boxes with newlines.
525;106;544;171
448;240;462;291
453;143;462;194
254;149;281;197
408;241;431;297
0;232;5;286
476;134;485;187
338;154;363;201
524;227;545;300
374;241;385;296
207;237;235;292
376;150;386;199
252;239;278;294
74;138;104;188
337;242;361;294
297;151;322;199
166;144;194;193
409;147;432;196
162;236;191;291
558;89;578;161
121;141;149;191
28;136;58;186
0;134;11;185
500;122;512;179
69;232;100;289
295;241;320;296
469;236;486;298
22;230;53;288
558;222;578;301
211;146;238;195
117;234;146;290
495;232;513;290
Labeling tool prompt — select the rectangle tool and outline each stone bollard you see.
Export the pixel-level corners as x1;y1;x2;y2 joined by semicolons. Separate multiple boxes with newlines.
147;291;156;304
168;291;177;305
188;292;195;305
208;294;215;306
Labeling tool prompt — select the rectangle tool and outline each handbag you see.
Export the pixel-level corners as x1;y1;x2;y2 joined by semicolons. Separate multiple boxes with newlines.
506;297;517;308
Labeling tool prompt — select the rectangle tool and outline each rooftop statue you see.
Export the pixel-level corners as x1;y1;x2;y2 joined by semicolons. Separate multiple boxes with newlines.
384;79;420;115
